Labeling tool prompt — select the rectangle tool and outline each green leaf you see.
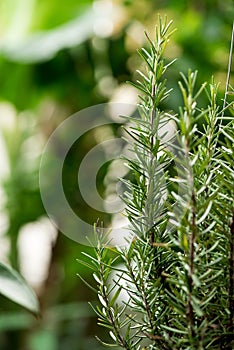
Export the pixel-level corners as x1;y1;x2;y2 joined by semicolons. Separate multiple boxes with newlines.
0;4;98;63
0;262;39;314
161;324;187;334
109;287;122;307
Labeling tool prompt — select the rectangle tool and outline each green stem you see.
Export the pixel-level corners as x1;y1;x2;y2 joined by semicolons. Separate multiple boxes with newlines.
188;190;196;338
228;210;234;333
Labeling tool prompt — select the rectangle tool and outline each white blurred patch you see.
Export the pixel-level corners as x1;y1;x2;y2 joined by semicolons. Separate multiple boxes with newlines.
109;213;132;247
107;261;151;347
97;76;118;98
0;207;10;264
108;84;138;122
93;0;125;37
21;133;45;172
18;217;57;294
158;116;177;143
125;20;146;51
93;18;114;38
108;263;133;306
0;102;17;131
0;102;17;180
0;102;16;262
0;133;10;181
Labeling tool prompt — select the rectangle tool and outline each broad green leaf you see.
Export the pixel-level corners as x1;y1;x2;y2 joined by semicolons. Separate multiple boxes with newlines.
0;0;121;63
1;8;94;63
0;262;39;314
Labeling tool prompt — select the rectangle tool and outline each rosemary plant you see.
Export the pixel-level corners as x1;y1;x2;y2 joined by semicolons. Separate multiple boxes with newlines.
78;17;234;349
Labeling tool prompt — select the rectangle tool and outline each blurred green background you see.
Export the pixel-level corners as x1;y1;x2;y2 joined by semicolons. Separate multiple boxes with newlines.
0;0;233;349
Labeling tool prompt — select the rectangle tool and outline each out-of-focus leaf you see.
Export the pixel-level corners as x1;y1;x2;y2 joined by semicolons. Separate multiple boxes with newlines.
46;302;95;322
0;9;94;63
0;262;39;314
0;302;94;331
0;312;33;331
29;329;57;350
0;1;119;63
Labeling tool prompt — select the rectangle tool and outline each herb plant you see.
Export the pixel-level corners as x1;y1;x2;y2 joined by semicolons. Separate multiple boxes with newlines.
79;17;234;349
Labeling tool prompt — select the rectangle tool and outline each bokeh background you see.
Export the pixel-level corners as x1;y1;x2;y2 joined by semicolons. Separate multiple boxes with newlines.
0;0;233;349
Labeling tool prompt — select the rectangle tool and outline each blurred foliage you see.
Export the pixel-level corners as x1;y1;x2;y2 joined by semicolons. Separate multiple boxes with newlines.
0;261;39;313
0;0;233;349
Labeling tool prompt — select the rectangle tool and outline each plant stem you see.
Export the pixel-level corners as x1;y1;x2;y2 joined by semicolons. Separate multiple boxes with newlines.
188;190;196;338
99;258;131;350
228;210;234;333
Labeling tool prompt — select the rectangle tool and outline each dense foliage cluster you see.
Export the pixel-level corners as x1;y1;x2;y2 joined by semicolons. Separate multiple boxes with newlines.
0;1;233;349
80;17;234;349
